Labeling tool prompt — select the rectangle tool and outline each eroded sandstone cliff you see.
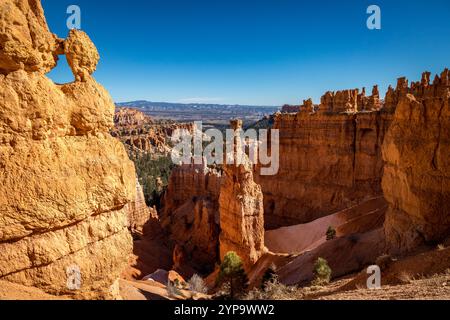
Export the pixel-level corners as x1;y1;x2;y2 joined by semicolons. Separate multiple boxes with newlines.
0;0;136;299
161;122;266;274
382;70;450;253
256;110;393;228
112;107;195;156
161;160;221;274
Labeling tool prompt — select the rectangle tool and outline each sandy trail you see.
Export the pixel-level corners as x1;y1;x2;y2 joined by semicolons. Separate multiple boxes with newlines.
265;197;387;254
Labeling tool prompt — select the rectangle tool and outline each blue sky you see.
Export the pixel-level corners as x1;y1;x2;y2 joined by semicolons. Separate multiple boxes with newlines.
42;0;450;105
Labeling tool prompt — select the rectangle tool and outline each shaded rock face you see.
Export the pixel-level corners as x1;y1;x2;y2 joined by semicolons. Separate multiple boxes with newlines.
256;111;393;229
126;179;158;235
382;70;450;253
0;0;136;299
161;162;222;274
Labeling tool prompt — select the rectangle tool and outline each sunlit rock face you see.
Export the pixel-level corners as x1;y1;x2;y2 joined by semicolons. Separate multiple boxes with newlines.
256;110;393;229
0;0;136;299
382;70;450;253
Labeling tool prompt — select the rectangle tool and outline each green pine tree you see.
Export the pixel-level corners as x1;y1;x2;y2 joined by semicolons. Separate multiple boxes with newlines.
326;226;336;241
216;251;249;299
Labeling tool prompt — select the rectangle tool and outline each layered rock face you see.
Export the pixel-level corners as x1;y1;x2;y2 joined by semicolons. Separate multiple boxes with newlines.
114;107;153;127
219;162;266;271
161;122;266;273
0;0;136;299
256;111;393;228
111;107;195;156
382;70;450;253
219;121;266;271
161;160;222;274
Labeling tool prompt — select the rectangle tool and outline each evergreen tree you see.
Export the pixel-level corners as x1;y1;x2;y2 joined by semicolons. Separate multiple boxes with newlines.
217;252;249;299
326;226;336;241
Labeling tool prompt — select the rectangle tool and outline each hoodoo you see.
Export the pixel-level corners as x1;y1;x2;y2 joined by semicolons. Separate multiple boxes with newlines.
0;0;136;299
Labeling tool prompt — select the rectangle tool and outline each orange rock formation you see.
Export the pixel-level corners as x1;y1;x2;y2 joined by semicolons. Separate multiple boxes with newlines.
382;69;450;253
161;160;221;274
256;110;393;228
0;0;136;299
112;107;195;155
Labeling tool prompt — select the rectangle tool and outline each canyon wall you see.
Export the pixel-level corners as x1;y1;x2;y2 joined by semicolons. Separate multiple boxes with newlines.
126;178;158;235
161;160;222;274
0;0;136;299
256;110;393;228
382;70;450;253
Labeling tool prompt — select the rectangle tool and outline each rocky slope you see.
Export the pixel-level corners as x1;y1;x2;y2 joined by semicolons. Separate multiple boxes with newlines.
111;107;195;156
0;0;136;299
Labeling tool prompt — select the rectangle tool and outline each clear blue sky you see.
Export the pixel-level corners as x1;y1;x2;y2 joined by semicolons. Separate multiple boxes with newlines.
42;0;450;106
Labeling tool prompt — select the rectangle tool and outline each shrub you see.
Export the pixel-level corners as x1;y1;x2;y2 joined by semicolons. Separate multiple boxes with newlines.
312;257;332;285
216;251;249;299
326;226;336;241
244;278;299;300
167;280;183;297
261;265;277;290
188;274;208;294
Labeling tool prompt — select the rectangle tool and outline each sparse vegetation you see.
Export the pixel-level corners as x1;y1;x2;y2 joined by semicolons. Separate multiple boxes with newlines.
188;274;208;294
167;280;183;298
326;226;336;241
244;277;300;300
437;243;445;251
216;252;249;299
261;265;277;290
312;257;332;286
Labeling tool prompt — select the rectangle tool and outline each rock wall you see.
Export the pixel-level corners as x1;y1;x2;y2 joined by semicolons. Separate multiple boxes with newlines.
256;110;393;228
126;178;158;235
0;0;136;299
382;70;450;253
161;160;222;274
